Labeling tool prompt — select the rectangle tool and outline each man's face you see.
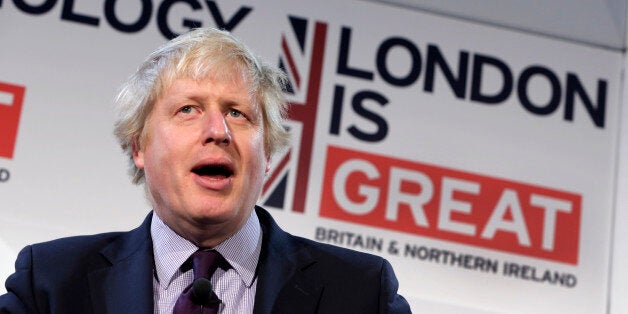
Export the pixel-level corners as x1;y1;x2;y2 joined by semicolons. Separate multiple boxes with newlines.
133;73;269;247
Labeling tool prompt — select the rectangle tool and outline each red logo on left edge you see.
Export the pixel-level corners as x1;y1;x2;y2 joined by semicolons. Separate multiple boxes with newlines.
0;81;26;159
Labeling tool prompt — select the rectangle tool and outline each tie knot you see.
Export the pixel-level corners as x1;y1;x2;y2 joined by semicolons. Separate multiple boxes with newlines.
174;250;225;313
191;250;224;280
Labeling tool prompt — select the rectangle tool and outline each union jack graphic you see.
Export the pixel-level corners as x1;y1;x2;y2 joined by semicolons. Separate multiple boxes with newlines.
260;16;328;213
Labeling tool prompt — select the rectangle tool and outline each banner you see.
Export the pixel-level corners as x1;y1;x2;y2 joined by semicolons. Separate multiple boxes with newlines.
0;1;622;312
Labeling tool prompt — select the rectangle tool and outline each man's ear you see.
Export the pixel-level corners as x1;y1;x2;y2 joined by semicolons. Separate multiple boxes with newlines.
132;140;145;169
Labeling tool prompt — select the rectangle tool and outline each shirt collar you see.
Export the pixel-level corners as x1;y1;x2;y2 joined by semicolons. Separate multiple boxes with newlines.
214;211;262;287
150;210;262;289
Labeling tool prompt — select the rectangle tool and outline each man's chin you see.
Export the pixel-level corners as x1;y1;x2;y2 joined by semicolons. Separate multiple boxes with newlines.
187;207;240;227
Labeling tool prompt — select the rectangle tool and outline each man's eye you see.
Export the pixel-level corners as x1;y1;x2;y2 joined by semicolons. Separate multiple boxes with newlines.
179;105;193;114
229;109;243;118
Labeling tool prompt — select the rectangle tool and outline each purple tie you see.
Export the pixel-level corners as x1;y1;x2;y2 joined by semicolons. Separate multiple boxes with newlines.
173;250;224;314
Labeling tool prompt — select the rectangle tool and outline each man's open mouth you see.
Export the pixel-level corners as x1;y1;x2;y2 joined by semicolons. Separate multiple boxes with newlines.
192;164;234;179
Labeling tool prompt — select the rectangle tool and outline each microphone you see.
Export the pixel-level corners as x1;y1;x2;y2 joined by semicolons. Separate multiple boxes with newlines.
191;278;219;305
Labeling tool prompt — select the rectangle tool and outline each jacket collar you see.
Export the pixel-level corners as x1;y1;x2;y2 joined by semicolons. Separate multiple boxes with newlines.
253;206;323;314
87;212;154;314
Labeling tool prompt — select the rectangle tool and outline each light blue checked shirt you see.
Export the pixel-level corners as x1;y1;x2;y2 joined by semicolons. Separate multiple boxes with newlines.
150;210;262;314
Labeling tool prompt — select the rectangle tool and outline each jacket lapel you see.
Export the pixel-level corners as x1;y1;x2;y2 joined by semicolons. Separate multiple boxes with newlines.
87;213;154;314
253;207;323;314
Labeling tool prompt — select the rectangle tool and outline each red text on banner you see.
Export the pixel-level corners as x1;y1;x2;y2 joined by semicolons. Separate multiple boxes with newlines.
320;145;581;265
0;82;26;159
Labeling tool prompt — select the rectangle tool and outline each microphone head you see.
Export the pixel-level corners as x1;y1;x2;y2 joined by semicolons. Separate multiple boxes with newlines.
191;278;214;305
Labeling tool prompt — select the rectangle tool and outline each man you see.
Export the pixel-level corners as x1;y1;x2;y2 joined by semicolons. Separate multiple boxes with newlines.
0;28;411;313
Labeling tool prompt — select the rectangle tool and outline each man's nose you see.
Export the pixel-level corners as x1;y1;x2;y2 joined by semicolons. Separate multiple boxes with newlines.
202;110;231;145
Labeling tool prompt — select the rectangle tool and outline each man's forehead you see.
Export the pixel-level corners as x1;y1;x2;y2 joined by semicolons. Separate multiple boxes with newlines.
159;69;253;95
151;78;260;118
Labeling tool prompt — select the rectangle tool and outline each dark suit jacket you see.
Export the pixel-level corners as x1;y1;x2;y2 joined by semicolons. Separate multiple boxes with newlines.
0;207;411;313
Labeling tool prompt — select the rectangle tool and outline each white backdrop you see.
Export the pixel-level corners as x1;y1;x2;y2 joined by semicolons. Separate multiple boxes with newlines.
0;1;624;313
